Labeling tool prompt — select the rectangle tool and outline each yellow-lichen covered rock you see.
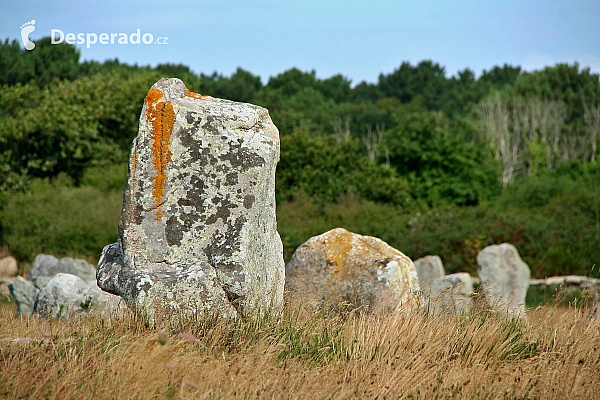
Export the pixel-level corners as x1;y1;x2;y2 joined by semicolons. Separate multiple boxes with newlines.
285;228;420;311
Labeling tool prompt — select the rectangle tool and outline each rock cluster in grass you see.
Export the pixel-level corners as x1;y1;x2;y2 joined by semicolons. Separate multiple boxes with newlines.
285;227;420;311
97;78;284;320
35;273;125;319
427;272;473;315
8;254;124;319
413;255;475;315
27;254;96;290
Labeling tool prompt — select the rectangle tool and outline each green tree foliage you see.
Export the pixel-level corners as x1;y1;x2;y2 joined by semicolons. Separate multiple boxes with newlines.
0;177;123;261
257;86;337;137
349;81;380;103
27;37;81;87
0;70;160;192
0;39;35;86
0;37;81;87
200;67;262;103
478;64;522;89
514;63;600;125
318;74;352;103
377;60;450;110
266;68;319;97
383;112;501;206
277;130;411;206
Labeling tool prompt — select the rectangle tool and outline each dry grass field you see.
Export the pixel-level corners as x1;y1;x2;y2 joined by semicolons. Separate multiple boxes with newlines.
1;299;599;399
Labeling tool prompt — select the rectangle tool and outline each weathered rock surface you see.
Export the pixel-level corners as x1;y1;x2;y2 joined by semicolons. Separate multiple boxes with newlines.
97;78;284;320
477;243;530;319
8;278;39;317
34;273;125;320
1;276;19;297
285;228;419;311
27;254;96;289
84;280;128;319
414;255;445;293
427;273;473;315
0;256;18;277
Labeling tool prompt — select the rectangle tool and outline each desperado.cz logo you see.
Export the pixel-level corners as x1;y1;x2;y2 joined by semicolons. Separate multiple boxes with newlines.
20;20;168;51
20;20;36;50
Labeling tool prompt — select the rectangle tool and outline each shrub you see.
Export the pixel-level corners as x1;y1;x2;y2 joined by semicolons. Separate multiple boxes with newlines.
0;178;122;262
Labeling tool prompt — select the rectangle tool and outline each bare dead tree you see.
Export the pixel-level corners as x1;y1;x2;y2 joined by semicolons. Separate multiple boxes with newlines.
330;116;351;142
478;95;567;183
361;123;386;163
584;105;600;162
478;95;519;184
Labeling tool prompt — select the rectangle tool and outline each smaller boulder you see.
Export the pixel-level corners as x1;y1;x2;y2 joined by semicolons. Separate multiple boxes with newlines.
414;256;445;293
427;273;473;315
285;228;419;311
8;278;39;317
0;256;18;277
27;255;96;289
34;273;125;320
477;243;530;319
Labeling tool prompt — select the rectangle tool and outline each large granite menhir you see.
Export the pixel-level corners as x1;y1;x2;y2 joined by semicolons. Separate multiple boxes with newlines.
97;78;284;319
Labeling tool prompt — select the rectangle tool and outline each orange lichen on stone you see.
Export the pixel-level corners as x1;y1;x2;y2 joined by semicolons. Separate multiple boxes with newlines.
185;87;206;99
319;228;412;279
144;88;175;221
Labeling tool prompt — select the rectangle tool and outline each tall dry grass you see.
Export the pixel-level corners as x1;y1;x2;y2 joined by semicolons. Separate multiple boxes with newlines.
0;299;599;399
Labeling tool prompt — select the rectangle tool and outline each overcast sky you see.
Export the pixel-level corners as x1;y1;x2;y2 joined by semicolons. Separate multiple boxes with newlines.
2;0;599;84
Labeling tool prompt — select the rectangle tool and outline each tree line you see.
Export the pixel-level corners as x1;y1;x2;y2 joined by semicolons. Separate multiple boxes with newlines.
0;37;598;276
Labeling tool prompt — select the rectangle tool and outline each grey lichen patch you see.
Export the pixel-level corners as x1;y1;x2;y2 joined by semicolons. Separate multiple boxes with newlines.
97;78;285;322
243;195;255;209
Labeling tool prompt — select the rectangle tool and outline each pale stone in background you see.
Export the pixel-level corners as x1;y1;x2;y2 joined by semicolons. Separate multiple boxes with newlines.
428;273;473;315
477;243;530;319
0;256;18;277
27;254;96;289
414;255;445;294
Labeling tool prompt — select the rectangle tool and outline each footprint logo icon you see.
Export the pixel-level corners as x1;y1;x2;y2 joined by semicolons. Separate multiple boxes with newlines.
20;20;36;51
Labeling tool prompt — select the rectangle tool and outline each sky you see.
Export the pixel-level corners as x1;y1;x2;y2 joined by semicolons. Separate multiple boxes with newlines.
2;0;599;85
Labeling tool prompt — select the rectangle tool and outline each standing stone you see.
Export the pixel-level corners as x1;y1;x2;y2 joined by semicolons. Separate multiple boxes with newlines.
0;256;18;277
285;228;420;311
413;255;445;294
428;273;473;315
27;254;96;289
477;243;530;319
97;78;284;320
8;278;39;317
